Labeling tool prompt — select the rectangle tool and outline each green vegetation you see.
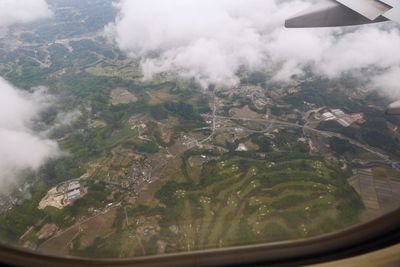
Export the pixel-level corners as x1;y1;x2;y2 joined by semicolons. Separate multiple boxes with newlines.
319;117;400;158
1;0;393;258
284;80;361;111
86;152;363;255
329;137;356;156
0;186;47;242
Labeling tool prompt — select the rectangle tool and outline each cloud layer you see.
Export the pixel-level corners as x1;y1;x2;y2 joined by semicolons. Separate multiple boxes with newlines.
0;0;54;192
0;78;59;191
0;0;52;29
105;0;308;87
106;0;400;97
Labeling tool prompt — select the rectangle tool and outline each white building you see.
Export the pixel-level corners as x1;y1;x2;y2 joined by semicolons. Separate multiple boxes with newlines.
65;189;80;201
331;109;345;117
67;181;80;191
322;112;335;121
236;143;248;152
337;118;351;127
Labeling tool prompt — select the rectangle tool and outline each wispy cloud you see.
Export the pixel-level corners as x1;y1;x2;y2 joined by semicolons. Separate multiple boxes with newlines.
0;0;52;29
0;0;56;192
0;78;60;191
106;0;400;98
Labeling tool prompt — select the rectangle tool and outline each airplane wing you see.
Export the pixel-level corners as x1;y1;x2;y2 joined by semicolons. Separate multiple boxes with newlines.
285;0;400;28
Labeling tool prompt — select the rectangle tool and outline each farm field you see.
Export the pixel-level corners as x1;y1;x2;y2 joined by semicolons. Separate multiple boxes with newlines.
73;153;363;257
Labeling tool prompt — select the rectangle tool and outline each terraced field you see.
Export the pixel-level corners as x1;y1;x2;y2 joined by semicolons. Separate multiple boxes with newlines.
72;153;364;257
154;154;364;252
85;63;142;80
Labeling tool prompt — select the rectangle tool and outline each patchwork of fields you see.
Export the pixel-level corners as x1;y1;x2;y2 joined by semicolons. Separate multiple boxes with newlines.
74;153;363;257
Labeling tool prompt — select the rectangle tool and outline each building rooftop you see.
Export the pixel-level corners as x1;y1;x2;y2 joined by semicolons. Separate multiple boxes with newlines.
67;181;80;192
65;189;81;201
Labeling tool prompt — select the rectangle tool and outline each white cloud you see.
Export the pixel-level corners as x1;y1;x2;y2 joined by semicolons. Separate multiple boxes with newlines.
105;0;310;87
0;0;56;191
319;28;400;76
0;78;59;191
265;26;400;79
41;109;82;137
0;0;55;192
0;0;52;29
265;27;335;80
266;25;400;98
373;67;400;98
106;0;400;98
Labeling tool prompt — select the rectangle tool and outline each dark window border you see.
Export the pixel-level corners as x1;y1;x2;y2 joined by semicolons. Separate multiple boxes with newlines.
0;208;399;267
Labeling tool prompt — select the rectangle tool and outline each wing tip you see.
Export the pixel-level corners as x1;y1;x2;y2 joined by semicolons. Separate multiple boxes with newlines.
284;0;389;28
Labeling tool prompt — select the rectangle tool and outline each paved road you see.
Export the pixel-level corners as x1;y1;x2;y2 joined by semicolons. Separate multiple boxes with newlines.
201;114;390;160
200;94;217;144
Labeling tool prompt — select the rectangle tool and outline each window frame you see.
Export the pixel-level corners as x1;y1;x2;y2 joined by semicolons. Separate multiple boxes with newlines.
0;208;399;267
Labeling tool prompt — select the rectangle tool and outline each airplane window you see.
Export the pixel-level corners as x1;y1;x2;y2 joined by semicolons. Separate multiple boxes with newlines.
0;0;399;263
